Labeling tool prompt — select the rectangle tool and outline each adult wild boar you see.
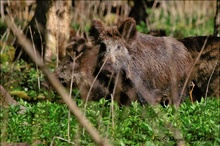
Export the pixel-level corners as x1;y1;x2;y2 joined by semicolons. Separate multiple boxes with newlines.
56;35;136;105
90;17;194;106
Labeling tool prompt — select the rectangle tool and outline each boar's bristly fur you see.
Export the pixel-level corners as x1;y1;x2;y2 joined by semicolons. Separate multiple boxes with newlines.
55;36;109;101
90;17;194;106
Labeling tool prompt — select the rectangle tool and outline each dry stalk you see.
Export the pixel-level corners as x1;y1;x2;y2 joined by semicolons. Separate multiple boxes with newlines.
189;82;195;103
82;56;108;135
5;17;112;146
0;84;18;107
110;71;121;129
67;52;77;142
34;18;44;64
110;94;115;129
179;36;209;106
29;26;41;90
50;136;75;146
0;28;10;54
205;60;218;102
84;56;108;107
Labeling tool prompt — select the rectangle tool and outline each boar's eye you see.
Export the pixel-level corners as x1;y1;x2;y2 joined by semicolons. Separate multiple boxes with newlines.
116;45;121;51
100;43;107;52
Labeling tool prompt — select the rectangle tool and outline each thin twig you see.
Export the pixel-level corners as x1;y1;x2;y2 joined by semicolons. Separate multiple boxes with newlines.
0;27;8;50
82;56;108;135
5;17;112;146
189;81;195;103
205;60;218;103
67;53;77;142
29;26;41;90
110;94;115;129
0;28;10;54
83;57;108;111
110;71;120;129
34;18;44;64
179;36;209;107
0;84;18;106
50;136;75;146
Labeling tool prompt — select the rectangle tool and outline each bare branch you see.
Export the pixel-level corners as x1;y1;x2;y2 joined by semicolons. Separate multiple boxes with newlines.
0;84;18;107
5;17;112;146
205;60;218;100
179;36;209;106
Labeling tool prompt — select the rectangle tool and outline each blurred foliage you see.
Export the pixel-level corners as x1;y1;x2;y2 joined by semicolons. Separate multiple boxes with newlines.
144;1;215;38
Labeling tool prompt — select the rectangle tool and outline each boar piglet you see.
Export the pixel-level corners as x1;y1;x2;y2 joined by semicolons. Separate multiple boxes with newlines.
90;17;194;106
179;36;220;101
55;36;109;101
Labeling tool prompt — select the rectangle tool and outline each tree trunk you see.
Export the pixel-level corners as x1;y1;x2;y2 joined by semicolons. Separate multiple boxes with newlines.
13;0;71;63
44;0;71;62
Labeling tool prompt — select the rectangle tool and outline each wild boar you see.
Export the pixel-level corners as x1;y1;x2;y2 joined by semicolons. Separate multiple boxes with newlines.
55;36;110;101
90;17;194;106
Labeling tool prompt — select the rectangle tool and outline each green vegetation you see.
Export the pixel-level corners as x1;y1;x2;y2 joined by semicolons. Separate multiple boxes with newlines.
1;56;219;145
0;1;218;145
1;98;219;145
137;1;215;38
0;59;58;102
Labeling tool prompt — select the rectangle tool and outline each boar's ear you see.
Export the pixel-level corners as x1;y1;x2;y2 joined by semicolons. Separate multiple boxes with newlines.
89;19;105;42
75;38;87;54
118;17;137;40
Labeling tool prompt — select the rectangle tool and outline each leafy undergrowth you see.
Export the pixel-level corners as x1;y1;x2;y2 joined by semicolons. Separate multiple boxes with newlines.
0;32;219;146
0;98;219;146
0;2;217;145
0;56;60;102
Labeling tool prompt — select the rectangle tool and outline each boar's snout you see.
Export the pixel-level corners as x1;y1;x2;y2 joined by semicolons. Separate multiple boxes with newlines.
101;58;116;76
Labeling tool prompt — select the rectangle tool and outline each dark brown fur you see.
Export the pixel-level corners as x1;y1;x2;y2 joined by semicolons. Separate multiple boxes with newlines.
56;36;136;105
179;36;220;101
90;18;194;106
55;36;109;101
147;29;166;37
145;30;220;101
